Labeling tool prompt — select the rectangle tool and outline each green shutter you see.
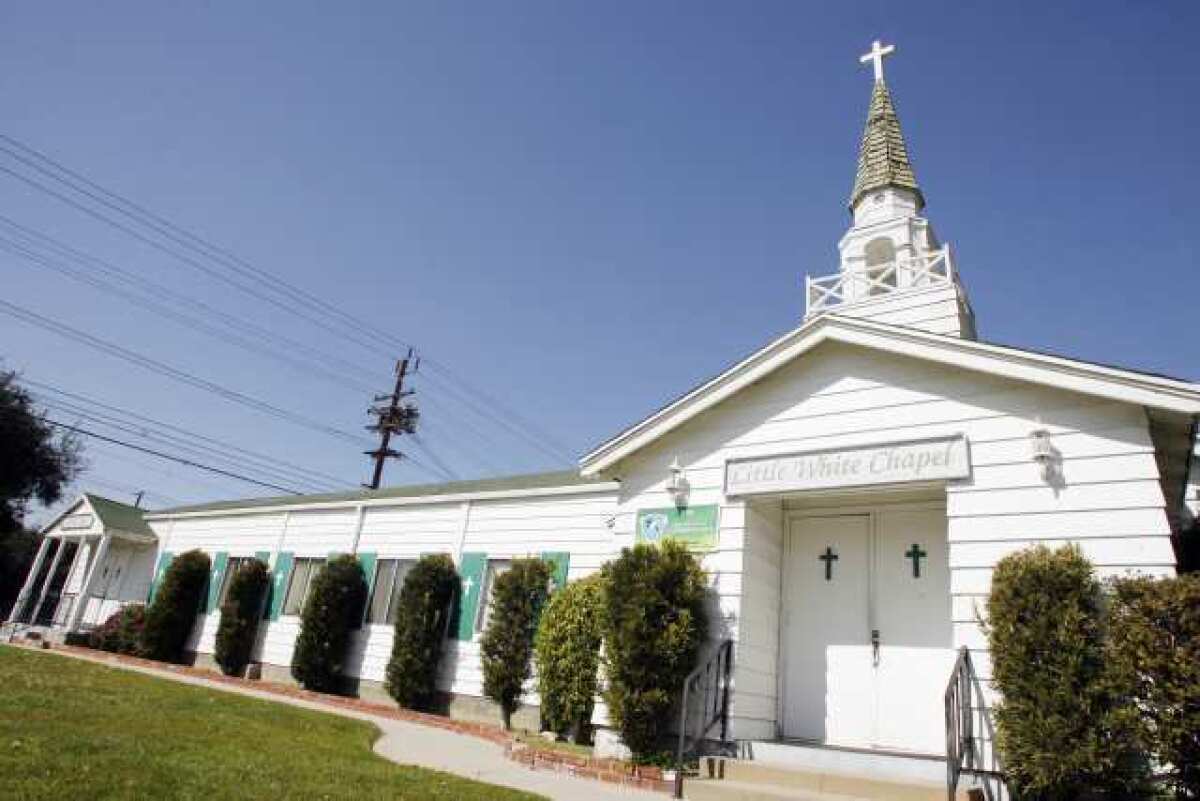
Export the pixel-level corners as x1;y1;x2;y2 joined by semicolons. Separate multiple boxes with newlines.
357;552;377;628
254;550;271;566
455;552;488;641
206;552;229;613
541;551;571;593
148;551;173;603
269;551;294;621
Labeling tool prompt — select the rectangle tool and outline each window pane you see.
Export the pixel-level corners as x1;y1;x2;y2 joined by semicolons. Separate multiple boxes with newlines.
283;559;313;616
367;560;397;625
301;560;324;611
219;557;248;607
385;560;415;626
477;560;511;633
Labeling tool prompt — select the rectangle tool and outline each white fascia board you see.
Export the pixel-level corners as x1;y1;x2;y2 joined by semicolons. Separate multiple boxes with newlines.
581;315;1200;475
38;496;88;537
144;480;619;522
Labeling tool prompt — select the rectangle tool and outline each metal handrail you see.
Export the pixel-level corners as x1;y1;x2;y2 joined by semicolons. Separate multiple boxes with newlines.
673;638;734;798
945;646;1008;801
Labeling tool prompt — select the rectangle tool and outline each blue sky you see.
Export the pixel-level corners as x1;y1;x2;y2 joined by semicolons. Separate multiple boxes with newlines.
2;2;1197;516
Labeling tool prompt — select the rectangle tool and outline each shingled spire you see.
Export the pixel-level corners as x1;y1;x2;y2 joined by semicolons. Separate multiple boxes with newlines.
849;72;924;213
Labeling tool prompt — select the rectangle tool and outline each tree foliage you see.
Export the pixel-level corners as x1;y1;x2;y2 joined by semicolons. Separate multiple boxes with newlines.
600;540;708;762
1108;573;1200;798
214;558;269;677
291;554;367;693
385;554;459;710
142;550;211;663
88;604;147;655
0;371;81;616
480;557;551;729
985;544;1146;799
534;573;605;742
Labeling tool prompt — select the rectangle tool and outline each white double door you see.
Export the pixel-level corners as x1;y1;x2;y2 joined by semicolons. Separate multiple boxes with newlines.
781;505;954;754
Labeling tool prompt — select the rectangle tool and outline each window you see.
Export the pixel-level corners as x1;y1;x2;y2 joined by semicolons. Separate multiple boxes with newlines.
476;559;512;634
365;559;416;625
282;558;324;617
218;556;254;607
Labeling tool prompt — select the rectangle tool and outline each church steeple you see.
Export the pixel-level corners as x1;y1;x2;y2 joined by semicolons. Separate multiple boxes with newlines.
803;40;976;340
849;77;924;213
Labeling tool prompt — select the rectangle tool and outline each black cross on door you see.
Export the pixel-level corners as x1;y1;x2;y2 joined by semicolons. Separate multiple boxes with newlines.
818;546;839;581
906;543;927;578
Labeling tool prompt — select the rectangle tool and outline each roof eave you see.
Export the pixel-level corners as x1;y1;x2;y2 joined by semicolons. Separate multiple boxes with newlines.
580;315;1200;475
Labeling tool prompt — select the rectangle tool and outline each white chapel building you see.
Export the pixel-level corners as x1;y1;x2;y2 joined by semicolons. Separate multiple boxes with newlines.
10;41;1200;778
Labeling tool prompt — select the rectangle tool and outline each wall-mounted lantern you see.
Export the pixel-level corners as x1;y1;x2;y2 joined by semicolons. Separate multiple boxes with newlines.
666;457;690;510
1030;428;1054;481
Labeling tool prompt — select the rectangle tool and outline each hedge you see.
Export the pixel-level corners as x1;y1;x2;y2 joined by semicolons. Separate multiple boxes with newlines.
291;554;367;693
480;557;551;729
1109;573;1200;798
214;558;269;677
600;540;708;762
88;604;146;656
141;549;210;663
534;573;605;742
385;554;460;710
985;544;1146;798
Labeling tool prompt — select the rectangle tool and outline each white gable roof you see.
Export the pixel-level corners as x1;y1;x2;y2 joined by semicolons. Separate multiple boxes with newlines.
580;315;1200;475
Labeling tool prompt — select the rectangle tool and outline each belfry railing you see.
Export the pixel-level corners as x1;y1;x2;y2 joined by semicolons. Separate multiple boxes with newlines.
805;245;964;317
945;646;1009;801
673;638;734;798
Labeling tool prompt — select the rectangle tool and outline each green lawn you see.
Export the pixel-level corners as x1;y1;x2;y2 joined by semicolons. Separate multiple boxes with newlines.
0;647;543;801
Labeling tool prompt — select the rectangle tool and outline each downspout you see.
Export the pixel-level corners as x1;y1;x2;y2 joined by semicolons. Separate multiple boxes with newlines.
349;504;366;555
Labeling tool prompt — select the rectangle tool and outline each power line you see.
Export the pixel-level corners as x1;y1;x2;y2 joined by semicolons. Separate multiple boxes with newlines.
44;419;304;494
36;397;335;494
0;234;381;396
0;217;515;477
0;160;396;360
25;378;355;489
0;218;383;391
71;476;184;508
0;133;577;467
0;297;373;447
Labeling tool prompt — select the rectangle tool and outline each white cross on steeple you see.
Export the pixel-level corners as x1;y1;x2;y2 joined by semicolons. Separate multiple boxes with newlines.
859;39;895;82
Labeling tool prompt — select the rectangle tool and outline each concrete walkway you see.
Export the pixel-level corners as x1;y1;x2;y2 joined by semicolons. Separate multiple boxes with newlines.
11;644;661;801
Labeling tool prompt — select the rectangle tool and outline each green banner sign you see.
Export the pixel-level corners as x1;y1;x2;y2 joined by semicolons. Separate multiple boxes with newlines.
635;505;719;552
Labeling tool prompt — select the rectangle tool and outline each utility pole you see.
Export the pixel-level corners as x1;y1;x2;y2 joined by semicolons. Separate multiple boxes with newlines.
364;349;419;489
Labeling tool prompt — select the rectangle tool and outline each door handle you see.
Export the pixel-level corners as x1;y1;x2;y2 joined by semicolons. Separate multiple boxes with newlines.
871;629;880;667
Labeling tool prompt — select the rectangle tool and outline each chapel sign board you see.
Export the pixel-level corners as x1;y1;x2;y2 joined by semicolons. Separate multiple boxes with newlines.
724;435;970;497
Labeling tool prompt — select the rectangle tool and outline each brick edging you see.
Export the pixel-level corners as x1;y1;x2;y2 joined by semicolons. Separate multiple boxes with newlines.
19;642;671;794
504;741;673;793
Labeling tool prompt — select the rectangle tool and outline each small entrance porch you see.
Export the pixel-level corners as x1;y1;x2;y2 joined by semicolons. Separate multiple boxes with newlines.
5;494;157;639
733;483;957;771
778;496;953;755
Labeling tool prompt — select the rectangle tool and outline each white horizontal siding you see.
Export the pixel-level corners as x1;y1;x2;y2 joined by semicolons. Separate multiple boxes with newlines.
608;342;1176;742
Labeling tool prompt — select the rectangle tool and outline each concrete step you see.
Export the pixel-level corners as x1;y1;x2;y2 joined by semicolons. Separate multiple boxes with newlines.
743;740;946;785
685;758;968;801
686;776;869;801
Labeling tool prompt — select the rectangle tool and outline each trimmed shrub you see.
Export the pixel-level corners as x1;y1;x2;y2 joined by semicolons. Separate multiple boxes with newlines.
481;557;551;729
141;549;210;663
534;573;605;743
600;540;708;762
88;604;146;655
1109;573;1200;798
385;554;460;710
985;544;1146;799
291;554;367;693
214;558;270;677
